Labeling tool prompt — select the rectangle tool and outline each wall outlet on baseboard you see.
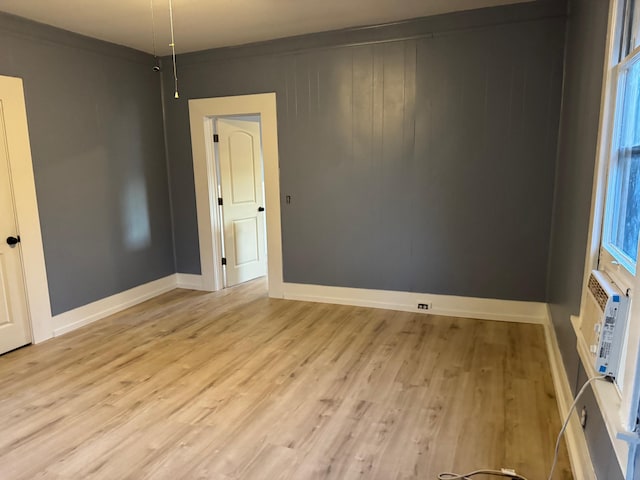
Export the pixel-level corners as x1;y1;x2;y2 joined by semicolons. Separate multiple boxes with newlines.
417;303;432;311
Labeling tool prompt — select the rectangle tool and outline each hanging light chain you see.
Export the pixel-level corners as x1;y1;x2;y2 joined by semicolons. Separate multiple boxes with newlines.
150;0;157;58
168;0;179;98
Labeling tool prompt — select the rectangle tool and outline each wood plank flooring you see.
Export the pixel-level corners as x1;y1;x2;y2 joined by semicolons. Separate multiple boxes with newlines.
0;279;572;479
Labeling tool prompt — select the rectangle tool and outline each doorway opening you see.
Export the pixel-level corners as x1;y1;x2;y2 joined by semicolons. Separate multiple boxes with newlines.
213;115;267;288
188;93;283;297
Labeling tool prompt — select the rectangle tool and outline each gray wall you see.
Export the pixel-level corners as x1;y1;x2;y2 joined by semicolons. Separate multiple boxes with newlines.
546;0;624;478
163;0;566;302
0;13;175;315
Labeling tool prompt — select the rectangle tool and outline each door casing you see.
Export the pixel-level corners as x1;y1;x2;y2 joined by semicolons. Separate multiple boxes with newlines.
188;93;283;296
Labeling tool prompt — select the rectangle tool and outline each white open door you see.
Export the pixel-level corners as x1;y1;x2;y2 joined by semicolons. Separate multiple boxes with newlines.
217;118;267;287
0;100;31;354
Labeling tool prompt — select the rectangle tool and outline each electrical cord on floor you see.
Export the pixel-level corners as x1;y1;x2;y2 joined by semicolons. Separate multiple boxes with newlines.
438;469;529;479
437;375;606;480
546;374;606;480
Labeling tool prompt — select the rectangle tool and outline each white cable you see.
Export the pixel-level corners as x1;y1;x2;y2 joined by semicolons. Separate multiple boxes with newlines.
150;0;157;58
437;375;606;480
168;0;179;98
438;469;528;480
546;374;606;480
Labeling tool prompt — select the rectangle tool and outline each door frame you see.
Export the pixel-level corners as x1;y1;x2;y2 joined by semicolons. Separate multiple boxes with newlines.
188;93;283;297
0;75;52;344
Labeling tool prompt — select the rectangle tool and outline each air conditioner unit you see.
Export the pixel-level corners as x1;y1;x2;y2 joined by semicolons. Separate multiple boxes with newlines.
580;270;630;379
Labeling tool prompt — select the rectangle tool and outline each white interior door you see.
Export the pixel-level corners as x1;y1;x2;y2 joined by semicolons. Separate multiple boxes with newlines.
0;101;31;354
218;117;267;287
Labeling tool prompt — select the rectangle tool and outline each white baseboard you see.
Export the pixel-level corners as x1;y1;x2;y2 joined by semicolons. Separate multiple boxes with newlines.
543;306;596;480
176;273;205;290
52;275;178;337
49;275;544;341
44;277;545;341
282;282;547;324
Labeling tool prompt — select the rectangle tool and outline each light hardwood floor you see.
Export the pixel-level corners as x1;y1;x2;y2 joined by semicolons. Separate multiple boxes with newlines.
0;278;572;479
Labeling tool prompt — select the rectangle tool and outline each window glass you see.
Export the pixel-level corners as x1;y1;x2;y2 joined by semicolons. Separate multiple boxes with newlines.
606;58;640;268
617;156;640;260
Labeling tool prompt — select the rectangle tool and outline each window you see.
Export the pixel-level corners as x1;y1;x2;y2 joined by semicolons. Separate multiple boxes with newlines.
603;54;640;274
592;0;640;442
602;0;640;278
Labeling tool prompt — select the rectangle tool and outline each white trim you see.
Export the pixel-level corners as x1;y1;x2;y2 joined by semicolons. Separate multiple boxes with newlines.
203;117;224;291
0;75;53;344
188;93;283;298
601;248;634;294
52;275;177;337
282;283;547;324
543;308;597;480
176;273;205;290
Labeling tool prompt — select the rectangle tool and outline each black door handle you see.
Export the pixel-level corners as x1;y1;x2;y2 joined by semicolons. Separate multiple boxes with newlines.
258;207;265;212
6;236;20;246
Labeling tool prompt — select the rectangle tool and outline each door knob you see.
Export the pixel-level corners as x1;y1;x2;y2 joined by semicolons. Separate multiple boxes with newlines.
258;207;265;212
6;236;20;246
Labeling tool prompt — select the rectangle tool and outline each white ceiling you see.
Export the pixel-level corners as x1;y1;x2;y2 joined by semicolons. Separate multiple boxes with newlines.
0;0;530;55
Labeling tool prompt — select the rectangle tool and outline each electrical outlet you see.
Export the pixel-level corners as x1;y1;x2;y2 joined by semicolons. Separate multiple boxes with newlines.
417;303;431;310
580;406;587;428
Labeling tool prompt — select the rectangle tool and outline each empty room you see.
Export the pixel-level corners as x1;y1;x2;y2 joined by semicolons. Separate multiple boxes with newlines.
0;0;638;478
